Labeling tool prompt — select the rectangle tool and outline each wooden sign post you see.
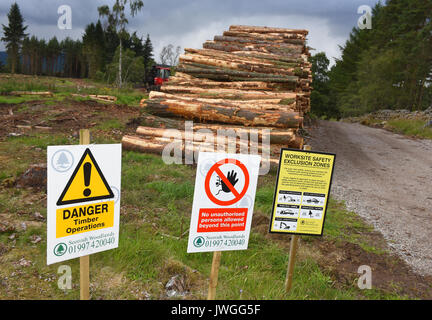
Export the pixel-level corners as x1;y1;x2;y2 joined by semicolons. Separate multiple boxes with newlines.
47;130;122;300
79;129;90;300
284;145;310;293
269;145;336;294
285;234;299;292
207;251;222;300
187;152;261;300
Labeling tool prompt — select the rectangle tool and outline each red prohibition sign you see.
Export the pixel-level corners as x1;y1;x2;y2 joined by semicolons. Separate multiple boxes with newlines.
204;158;250;206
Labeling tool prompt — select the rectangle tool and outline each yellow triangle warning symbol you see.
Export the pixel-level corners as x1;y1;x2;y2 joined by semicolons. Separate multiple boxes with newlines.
57;148;114;206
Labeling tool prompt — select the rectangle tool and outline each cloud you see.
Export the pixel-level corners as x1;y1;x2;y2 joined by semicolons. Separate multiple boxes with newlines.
0;0;380;64
142;14;348;65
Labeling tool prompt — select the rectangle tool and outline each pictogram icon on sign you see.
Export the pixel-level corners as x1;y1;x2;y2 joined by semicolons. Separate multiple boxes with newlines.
56;148;114;206
204;158;250;206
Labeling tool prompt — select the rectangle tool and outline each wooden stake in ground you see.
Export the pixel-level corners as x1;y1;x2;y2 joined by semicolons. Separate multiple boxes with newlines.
79;129;90;300
285;234;299;292
284;144;311;293
207;251;222;300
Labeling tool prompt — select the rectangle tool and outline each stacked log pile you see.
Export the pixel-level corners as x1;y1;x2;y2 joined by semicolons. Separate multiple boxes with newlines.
123;25;312;160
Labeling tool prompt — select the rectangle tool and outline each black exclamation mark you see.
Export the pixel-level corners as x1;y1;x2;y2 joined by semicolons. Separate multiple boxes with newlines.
83;162;92;197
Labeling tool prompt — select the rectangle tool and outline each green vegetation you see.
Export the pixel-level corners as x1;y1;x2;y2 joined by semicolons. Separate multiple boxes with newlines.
0;109;414;299
311;0;432;118
1;3;28;74
97;0;145;87
0;75;145;107
1;2;155;87
386;119;432;139
96;119;126;130
321;199;385;254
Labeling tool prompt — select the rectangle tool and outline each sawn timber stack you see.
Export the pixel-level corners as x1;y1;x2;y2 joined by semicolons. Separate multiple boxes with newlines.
123;25;312;159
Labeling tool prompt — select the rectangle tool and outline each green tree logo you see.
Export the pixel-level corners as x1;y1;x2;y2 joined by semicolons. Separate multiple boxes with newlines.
193;236;205;248
54;243;67;256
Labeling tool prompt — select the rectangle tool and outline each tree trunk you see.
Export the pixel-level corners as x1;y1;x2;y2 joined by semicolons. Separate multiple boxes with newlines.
179;54;301;76
222;31;306;41
229;25;309;35
123;134;298;161
175;65;299;82
144;99;303;128
149;91;285;105
158;85;297;100
118;39;123;88
214;35;305;46
167;75;273;90
136;124;301;147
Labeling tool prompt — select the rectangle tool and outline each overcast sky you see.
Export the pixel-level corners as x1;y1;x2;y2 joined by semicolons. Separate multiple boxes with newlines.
0;0;380;64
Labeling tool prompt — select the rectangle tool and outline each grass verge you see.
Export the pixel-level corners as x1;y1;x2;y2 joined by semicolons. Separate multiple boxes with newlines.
385;119;432;139
0;132;411;299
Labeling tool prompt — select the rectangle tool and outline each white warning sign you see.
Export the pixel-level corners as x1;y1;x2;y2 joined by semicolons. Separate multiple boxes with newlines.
47;144;121;265
187;152;261;253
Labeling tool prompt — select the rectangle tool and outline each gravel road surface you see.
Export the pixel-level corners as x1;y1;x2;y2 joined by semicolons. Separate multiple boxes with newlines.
309;120;432;276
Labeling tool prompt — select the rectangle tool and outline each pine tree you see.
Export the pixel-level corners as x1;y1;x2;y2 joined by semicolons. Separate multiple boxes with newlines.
37;38;47;75
327;0;432;116
98;0;144;88
142;34;154;83
1;3;28;73
310;52;338;118
21;36;30;74
126;31;144;57
82;21;106;78
47;37;61;76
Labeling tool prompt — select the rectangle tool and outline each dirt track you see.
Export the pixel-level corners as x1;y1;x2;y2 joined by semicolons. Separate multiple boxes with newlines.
309;120;432;276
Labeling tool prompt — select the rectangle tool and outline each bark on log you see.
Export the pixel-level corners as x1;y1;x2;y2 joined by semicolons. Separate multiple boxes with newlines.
89;95;117;101
148;135;271;153
167;76;273;90
229;25;309;35
122;135;168;154
144;99;303;128
183;48;307;72
72;93;118;103
232;51;308;64
159;86;297;100
166;77;296;92
209;40;304;55
10;91;54;97
146;97;295;114
179;54;302;76
214;35;305;46
223;31;306;41
136;124;298;146
123;134;300;161
178;73;299;85
180;123;300;146
149;91;286;106
203;41;296;55
123;135;231;155
175;65;299;82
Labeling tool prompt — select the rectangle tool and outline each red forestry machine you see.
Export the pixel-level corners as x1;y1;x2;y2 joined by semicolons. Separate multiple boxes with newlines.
147;64;171;91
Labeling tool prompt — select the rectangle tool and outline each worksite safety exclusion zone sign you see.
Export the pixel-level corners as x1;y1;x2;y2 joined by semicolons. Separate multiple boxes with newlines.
269;148;335;236
187;152;261;253
47;144;121;264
